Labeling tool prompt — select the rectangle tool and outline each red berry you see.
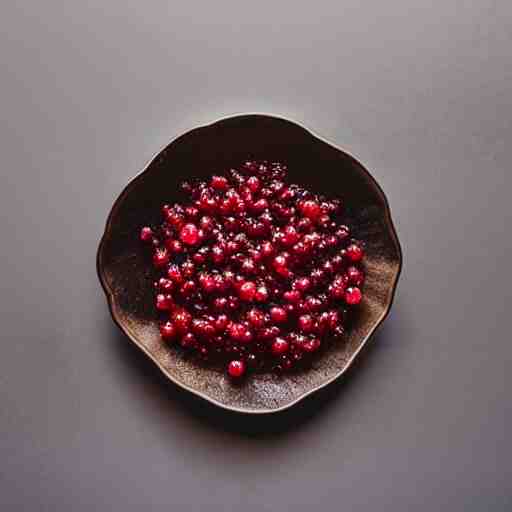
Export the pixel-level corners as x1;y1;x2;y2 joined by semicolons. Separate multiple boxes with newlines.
318;312;331;334
211;245;225;264
185;206;199;219
283;290;302;303
227;360;246;378
140;226;153;242
260;241;275;258
270;307;288;324
293;277;311;292
167;264;183;284
271;337;289;355
156;293;173;311
192;249;207;264
226;295;240;312
251;198;268;213
211;175;229;190
346;266;364;286
180;280;196;297
241;258;257;275
273;253;292;278
198;273;216;293
181;332;197;348
345;286;362;305
158;278;173;292
302;337;321;353
214;314;229;332
213;297;228;311
198;194;217;214
181;260;195;278
179;223;199;245
213;274;228;293
327;310;340;329
247;308;265;328
166;239;184;254
346;243;364;262
153;248;169;268
239;281;256;301
160;321;177;340
254;285;269;302
228;323;253;343
298;314;315;333
246;176;261;192
336;226;350;240
306;295;324;313
172;309;192;333
329;277;346;299
299;200;322;220
297;217;314;232
281;225;300;246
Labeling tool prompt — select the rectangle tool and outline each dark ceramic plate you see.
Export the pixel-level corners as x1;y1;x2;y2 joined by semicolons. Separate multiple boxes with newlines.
97;114;402;414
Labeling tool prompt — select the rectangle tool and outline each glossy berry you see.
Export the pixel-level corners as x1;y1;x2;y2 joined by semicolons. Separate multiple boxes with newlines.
213;297;228;311
180;280;196;297
153;248;169;268
140;226;153;242
271;337;290;356
172;309;192;333
346;266;364;286
283;290;301;303
298;314;315;333
281;225;300;246
199;215;214;232
305;295;324;312
293;277;311;292
211;175;229;190
228;323;253;343
198;273;216;293
160;321;177;340
167;264;183;284
246;176;261;192
181;332;197;348
211;245;225;264
166;239;183;254
156;293;173;311
254;285;269;303
302;337;321;353
247;308;265;328
260;241;275;258
239;281;256;302
227;359;246;378
241;258;257;275
345;286;362;305
251;198;268;213
180;223;200;245
185;206;199;219
158;278;173;292
329;277;346;299
181;260;195;278
299;200;322;220
270;307;288;324
273;253;292;278
346;243;364;262
214;314;229;333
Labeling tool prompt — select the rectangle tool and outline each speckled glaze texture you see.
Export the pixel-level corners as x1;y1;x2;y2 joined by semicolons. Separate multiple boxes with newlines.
97;114;402;414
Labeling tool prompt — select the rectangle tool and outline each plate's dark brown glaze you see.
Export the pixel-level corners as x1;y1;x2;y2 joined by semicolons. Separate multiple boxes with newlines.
97;114;402;414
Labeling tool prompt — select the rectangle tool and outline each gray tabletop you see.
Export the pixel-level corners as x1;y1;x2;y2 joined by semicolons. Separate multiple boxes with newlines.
1;2;511;510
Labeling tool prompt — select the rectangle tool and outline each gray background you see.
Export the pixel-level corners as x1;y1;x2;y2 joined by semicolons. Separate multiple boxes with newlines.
1;1;511;510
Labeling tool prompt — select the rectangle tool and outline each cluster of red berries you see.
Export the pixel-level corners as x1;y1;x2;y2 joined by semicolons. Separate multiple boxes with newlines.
140;161;365;380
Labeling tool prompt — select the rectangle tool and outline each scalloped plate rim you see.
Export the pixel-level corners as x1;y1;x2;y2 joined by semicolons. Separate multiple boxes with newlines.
97;112;403;414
